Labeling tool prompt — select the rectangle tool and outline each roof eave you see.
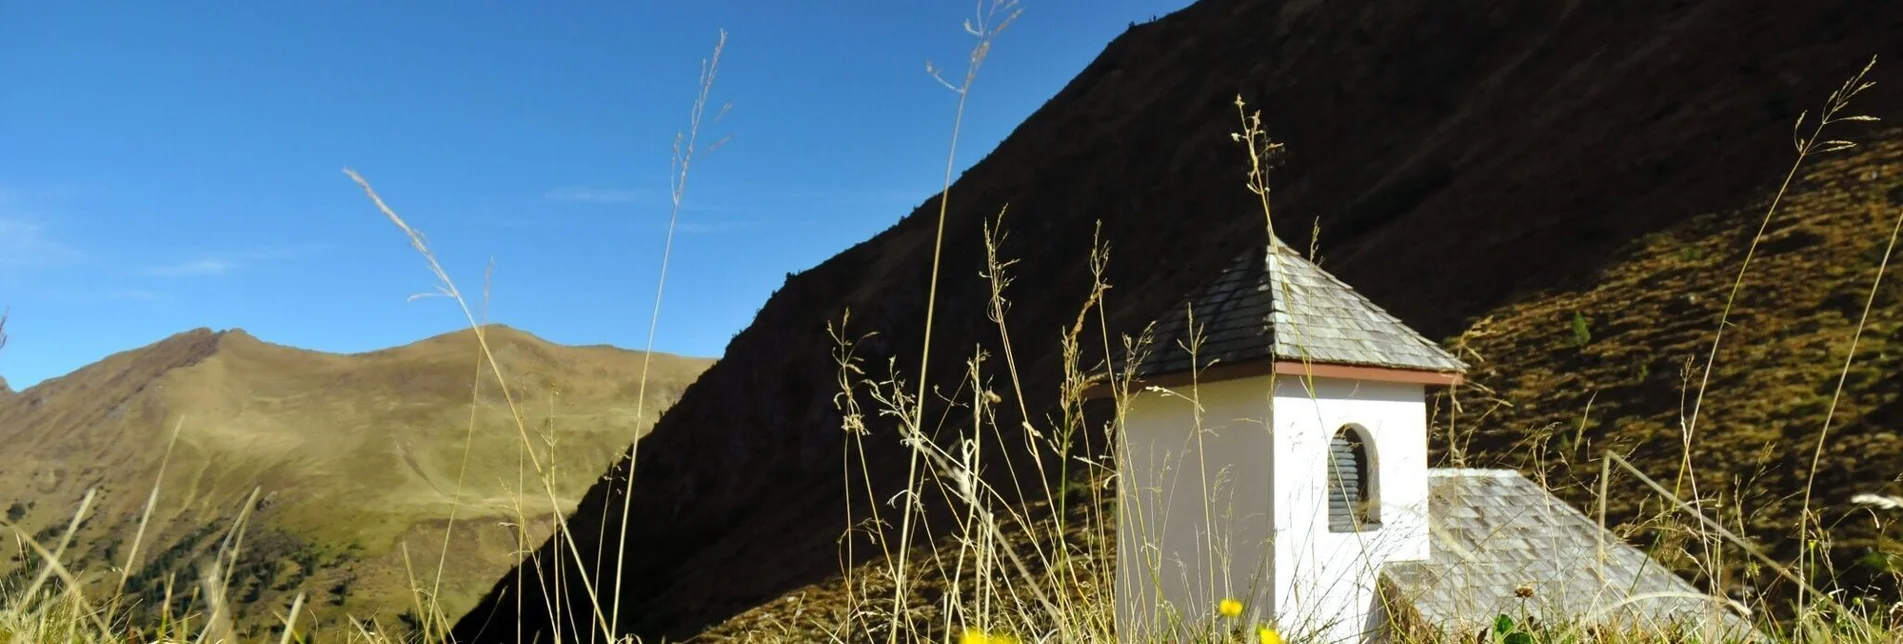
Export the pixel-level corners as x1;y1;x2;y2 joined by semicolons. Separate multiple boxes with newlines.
1086;356;1466;399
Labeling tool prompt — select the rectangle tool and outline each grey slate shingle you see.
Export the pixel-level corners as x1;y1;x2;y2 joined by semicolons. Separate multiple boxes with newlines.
1127;238;1468;380
1381;470;1763;641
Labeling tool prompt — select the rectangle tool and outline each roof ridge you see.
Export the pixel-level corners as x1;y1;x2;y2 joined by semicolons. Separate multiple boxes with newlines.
1127;239;1469;380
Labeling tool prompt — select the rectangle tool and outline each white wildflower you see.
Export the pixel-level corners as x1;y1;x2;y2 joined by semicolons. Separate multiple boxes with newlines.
1850;493;1903;511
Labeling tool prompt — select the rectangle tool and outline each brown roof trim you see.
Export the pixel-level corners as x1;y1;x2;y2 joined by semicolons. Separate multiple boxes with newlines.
1083;358;1463;399
1268;360;1464;386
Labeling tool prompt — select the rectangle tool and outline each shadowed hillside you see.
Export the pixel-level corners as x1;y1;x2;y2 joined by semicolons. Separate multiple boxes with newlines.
683;131;1903;643
0;325;709;639
453;0;1903;641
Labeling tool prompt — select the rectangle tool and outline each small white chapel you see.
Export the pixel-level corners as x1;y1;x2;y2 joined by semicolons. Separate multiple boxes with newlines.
1108;232;1760;643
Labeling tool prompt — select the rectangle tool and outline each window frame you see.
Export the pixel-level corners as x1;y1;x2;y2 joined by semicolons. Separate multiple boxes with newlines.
1325;424;1380;532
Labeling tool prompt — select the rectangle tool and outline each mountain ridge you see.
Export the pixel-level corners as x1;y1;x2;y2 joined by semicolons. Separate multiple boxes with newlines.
2;323;681;397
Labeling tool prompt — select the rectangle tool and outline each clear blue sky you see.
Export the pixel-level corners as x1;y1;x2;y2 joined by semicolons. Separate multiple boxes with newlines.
0;0;1193;389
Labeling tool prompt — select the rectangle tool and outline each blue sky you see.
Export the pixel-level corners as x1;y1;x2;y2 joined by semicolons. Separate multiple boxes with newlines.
0;0;1193;390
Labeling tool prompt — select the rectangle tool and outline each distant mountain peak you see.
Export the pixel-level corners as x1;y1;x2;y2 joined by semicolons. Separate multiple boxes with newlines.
0;320;712;638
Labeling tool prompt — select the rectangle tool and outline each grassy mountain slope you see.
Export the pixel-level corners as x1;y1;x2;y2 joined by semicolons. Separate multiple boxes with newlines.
685;133;1903;642
1445;135;1903;607
0;325;709;639
454;1;1903;641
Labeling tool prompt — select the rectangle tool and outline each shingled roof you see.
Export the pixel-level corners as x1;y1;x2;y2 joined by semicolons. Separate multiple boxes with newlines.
1127;237;1468;380
1380;470;1763;641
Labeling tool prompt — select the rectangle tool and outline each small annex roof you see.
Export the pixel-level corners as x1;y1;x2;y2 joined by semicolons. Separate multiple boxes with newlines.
1125;236;1467;380
1380;470;1763;642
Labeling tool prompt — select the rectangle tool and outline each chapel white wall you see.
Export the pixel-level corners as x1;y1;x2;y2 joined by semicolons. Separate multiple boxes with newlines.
1115;376;1276;640
1115;373;1432;643
1271;376;1430;644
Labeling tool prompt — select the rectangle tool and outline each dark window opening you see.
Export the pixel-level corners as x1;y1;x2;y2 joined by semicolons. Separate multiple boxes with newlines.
1327;426;1379;532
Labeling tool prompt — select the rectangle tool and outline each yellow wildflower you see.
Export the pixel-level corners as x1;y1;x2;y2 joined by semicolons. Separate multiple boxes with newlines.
1218;597;1244;618
1257;625;1282;644
960;629;1018;644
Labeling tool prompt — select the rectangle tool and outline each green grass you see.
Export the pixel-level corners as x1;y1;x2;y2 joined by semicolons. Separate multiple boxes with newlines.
0;324;708;640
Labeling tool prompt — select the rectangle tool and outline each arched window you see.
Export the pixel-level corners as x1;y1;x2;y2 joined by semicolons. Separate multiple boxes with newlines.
1327;425;1379;532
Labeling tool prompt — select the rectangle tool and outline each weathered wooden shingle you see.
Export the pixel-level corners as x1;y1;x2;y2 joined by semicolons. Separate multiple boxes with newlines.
1381;470;1762;641
1127;238;1467;379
